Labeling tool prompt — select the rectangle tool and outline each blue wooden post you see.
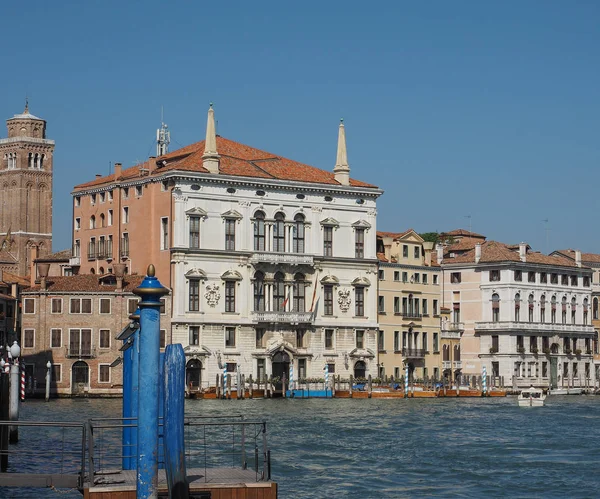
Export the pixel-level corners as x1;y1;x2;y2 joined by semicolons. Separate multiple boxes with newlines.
158;352;165;470
130;308;141;472
134;265;169;499
164;344;189;498
122;342;132;470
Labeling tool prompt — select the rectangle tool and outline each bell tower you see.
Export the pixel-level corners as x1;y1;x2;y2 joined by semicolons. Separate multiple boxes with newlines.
0;103;54;275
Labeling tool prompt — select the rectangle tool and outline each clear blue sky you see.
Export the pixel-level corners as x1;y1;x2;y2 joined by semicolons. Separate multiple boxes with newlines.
2;1;599;253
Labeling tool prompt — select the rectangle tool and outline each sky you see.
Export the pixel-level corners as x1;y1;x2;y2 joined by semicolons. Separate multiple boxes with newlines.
1;1;599;253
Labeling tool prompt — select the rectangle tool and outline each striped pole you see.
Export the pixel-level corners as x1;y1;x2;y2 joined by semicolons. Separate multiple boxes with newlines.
223;364;227;398
404;367;409;397
20;362;25;401
289;363;294;393
482;366;487;396
324;364;329;395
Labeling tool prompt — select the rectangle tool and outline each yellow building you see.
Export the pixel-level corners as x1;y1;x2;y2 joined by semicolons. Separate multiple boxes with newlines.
376;230;442;381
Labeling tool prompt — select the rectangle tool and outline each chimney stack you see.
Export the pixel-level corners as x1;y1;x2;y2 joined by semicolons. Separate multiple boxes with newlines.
436;243;443;264
114;163;122;179
423;242;433;266
575;250;582;268
38;263;50;291
114;263;126;292
29;244;39;287
475;243;482;264
519;242;527;262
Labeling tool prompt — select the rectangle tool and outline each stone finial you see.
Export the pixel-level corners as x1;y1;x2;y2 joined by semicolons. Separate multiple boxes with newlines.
202;103;220;174
333;119;350;186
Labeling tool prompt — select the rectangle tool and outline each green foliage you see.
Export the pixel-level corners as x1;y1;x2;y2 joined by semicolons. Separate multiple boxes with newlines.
419;232;440;244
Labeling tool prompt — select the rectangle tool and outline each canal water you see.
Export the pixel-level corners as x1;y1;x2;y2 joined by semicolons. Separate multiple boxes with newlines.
2;396;600;498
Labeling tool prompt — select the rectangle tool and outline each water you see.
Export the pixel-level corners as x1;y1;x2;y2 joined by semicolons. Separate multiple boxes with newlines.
2;396;600;498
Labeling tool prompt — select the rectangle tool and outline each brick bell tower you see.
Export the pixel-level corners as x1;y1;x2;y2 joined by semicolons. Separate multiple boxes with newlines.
0;102;54;275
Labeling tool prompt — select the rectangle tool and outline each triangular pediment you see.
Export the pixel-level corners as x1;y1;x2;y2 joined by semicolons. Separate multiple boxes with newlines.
320;274;340;285
320;217;340;227
221;209;243;219
266;341;297;357
351;219;372;229
186;207;208;217
221;270;243;281
185;268;207;279
351;277;371;287
397;230;424;243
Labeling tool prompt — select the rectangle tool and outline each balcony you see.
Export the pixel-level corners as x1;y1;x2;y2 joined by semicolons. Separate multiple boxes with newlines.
399;312;423;320
66;346;95;358
453;361;462;369
474;321;595;335
442;361;452;370
402;348;426;359
69;256;81;266
250;252;313;266
441;329;462;340
252;311;314;324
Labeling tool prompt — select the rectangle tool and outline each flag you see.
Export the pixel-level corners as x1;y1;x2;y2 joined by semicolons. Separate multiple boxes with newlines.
281;290;291;310
309;273;319;312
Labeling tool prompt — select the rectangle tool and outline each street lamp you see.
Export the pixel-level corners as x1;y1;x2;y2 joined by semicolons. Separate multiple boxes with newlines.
45;361;51;402
9;341;20;360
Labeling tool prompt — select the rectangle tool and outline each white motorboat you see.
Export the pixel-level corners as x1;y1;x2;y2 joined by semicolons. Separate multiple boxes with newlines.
548;387;583;395
518;387;546;407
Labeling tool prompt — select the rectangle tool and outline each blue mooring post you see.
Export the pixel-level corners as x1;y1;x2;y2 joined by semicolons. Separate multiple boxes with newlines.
122;338;132;470
134;265;169;499
164;344;189;498
130;308;141;472
158;352;165;470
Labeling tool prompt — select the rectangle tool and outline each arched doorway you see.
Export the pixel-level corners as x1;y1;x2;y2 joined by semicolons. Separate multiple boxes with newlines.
271;351;290;393
354;360;367;379
72;361;89;395
186;359;202;391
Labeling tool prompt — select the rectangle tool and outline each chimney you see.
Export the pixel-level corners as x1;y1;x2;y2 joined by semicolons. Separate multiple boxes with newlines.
114;163;122;179
38;263;50;291
436;243;443;264
114;263;126;292
519;242;527;262
475;243;482;264
29;244;39;287
575;250;582;268
423;242;433;266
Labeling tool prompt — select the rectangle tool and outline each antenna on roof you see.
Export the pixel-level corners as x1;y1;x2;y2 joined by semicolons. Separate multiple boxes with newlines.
156;106;170;157
464;215;472;239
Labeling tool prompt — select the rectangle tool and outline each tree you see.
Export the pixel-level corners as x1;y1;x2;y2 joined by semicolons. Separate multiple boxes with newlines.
419;232;440;245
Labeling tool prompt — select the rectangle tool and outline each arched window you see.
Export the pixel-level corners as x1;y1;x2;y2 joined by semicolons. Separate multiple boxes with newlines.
551;296;557;323
39;154;44;168
28;152;33;168
594;297;598;320
90;268;96;274
100;213;105;228
253;211;265;251
442;344;450;362
273;212;285;252
293;272;306;312
273;272;285;311
408;293;414;317
99;267;105;275
514;293;521;322
354;361;366;379
492;293;500;322
453;344;461;362
583;298;589;324
571;297;577;325
528;294;534;322
34;153;39;168
90;215;96;229
561;296;567;324
253;271;265;312
540;295;546;323
292;214;305;253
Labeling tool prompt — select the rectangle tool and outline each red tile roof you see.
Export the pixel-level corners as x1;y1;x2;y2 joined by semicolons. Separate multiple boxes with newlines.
376;252;389;263
35;249;71;262
25;274;150;293
553;249;600;265
441;228;486;239
74;136;377;190
377;229;414;240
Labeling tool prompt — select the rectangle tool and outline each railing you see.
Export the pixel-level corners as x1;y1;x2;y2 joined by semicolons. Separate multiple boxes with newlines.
399;312;423;319
66;346;96;358
250;252;313;265
252;311;314;323
442;322;464;332
441;331;461;339
442;361;452;369
453;361;462;369
475;321;595;334
69;256;81;266
402;348;426;358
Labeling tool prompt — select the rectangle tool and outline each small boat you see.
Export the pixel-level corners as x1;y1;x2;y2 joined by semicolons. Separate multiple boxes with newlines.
518;386;546;407
548;387;583;395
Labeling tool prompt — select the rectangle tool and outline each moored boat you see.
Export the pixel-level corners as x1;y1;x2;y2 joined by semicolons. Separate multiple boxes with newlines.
548;387;583;395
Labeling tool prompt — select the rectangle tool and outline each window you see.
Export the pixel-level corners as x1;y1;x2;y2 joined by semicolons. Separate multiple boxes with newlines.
355;287;365;316
75;196;81;207
51;329;61;348
561;275;568;286
551;296;557;323
256;328;265;348
160;330;166;349
571;297;576;325
529;336;537;353
70;298;92;314
160;298;166;315
123;187;129;199
540;295;546;323
75;217;81;230
413;273;420;284
99;365;110;383
162;181;168;191
570;275;578;286
356;330;364;349
562;296;567;324
551;273;558;284
99;329;110;349
514;270;522;282
297;329;305;348
99;298;111;314
273;212;285;252
225;327;236;348
422;299;428;316
517;335;524;352
24;329;34;348
583;276;591;287
108;190;113;201
225;219;236;251
394;331;400;351
451;272;461;284
594;298;599;320
293;273;306;312
298;358;306;379
422;332;428;352
423;274;428;285
189;326;200;346
128;298;138;314
186;215;201;249
253;272;265;311
453;303;460;323
583;298;589;324
355;228;365;258
161;217;169;250
52;365;62;382
394;271;400;281
433;299;439;316
433;275;439;285
254;211;266;251
394;296;400;314
489;270;500;282
540;272;547;283
492;293;500;322
273;272;285;311
324;285;334;316
412;246;420;259
378;296;385;313
99;213;105;228
402;272;408;283
121;233;129;257
377;330;384;351
327;363;335;374
51;298;62;314
323;226;333;256
69;329;92;356
135;185;142;197
225;281;236;313
91;194;96;205
189;280;200;311
325;329;334;350
73;240;81;258
433;332;439;353
257;359;266;381
378;269;384;281
542;362;548;378
122;207;129;224
24;298;35;314
403;245;408;258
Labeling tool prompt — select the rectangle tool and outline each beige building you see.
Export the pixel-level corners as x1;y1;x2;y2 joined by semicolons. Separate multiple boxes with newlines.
376;230;442;380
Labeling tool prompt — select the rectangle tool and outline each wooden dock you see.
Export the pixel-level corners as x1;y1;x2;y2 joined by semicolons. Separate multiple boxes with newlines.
84;467;277;499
